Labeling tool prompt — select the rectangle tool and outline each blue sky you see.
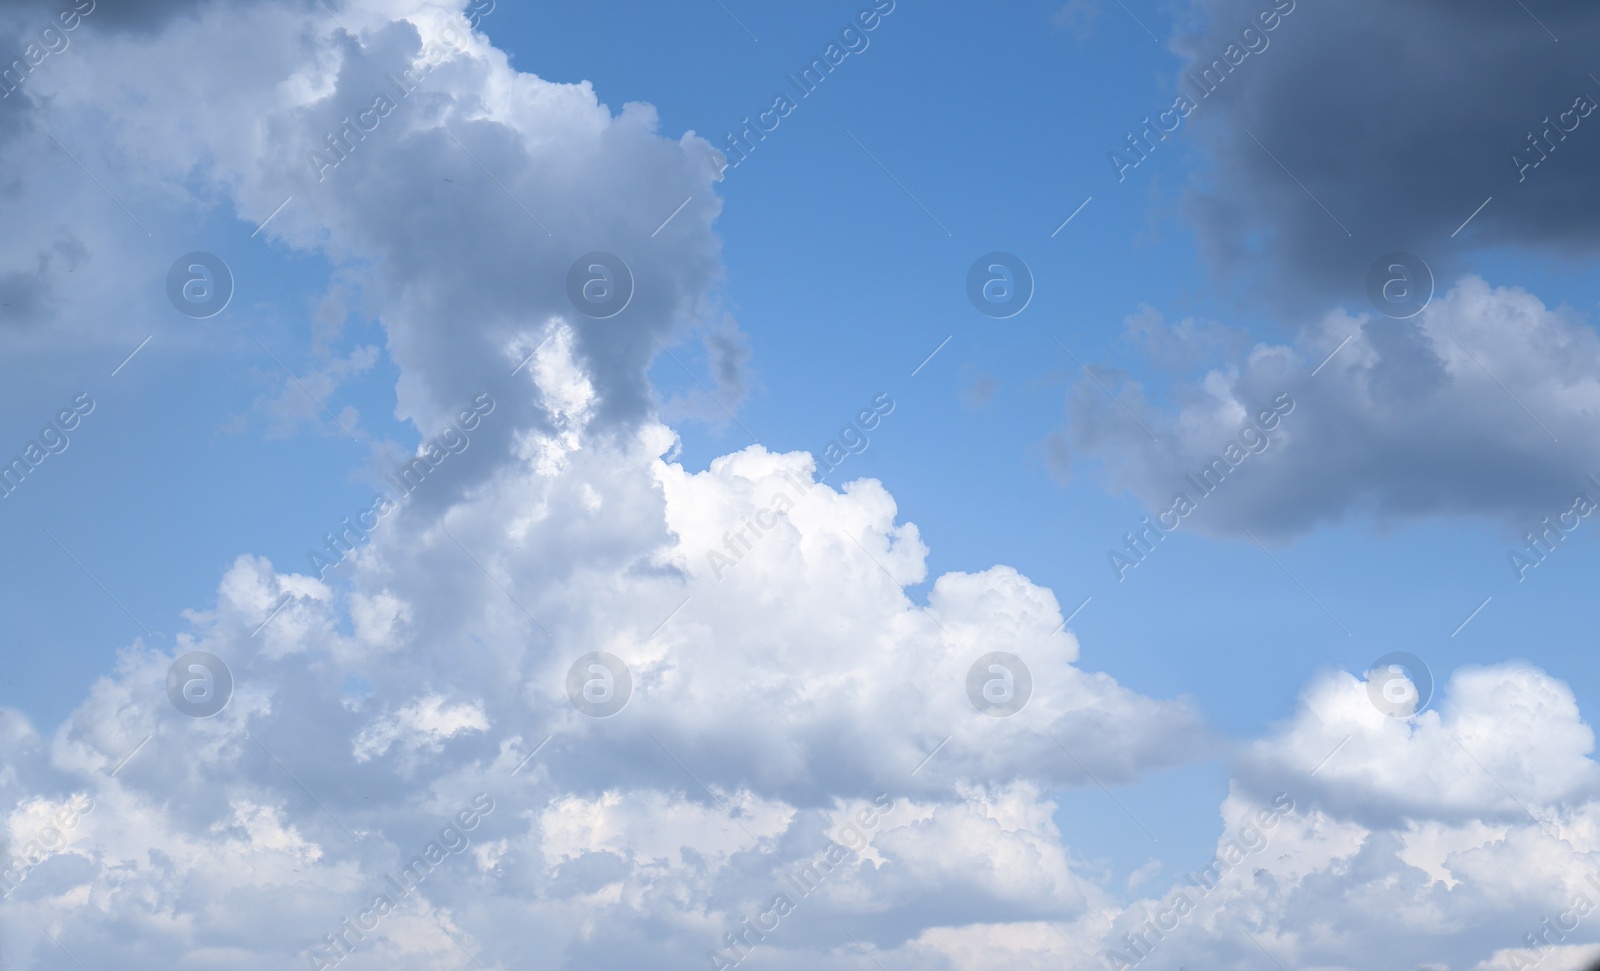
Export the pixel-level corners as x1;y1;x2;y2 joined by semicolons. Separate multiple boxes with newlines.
5;1;1600;970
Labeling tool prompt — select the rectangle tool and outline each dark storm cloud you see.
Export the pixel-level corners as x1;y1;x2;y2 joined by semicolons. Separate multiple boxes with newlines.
1059;0;1600;540
1171;0;1600;306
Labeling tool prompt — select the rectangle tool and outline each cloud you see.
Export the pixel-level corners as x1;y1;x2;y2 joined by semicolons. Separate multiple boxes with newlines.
1055;660;1600;971
40;0;218;35
1063;277;1600;537
0;0;1209;951
1170;0;1600;303
1122;304;1251;373
9;1;1600;970
352;694;490;766
1240;661;1600;826
255;343;380;440
0;232;86;329
0;353;1207;967
960;368;999;408
0;0;742;473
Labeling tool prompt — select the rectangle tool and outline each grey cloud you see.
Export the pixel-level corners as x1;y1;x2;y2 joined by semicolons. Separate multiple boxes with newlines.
1170;0;1600;307
1123;304;1251;373
306;90;714;411
0;235;85;328
62;0;217;33
0;0;219;42
705;323;753;409
960;367;998;407
228;14;744;510
1062;278;1600;539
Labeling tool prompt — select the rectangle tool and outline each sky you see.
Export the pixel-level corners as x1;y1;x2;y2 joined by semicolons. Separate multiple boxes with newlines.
3;0;1600;969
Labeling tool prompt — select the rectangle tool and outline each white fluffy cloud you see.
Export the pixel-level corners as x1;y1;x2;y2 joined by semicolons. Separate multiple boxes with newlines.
5;2;1600;971
352;694;489;766
16;321;1600;971
0;0;1206;952
0;338;1204;968
1064;662;1600;971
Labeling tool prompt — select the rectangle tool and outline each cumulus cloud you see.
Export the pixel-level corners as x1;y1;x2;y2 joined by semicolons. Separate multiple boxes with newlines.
1241;662;1600;826
0;1;1209;952
1055;660;1600;971
1063;276;1600;537
8;1;1600;970
0;345;1207;968
0;0;740;492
